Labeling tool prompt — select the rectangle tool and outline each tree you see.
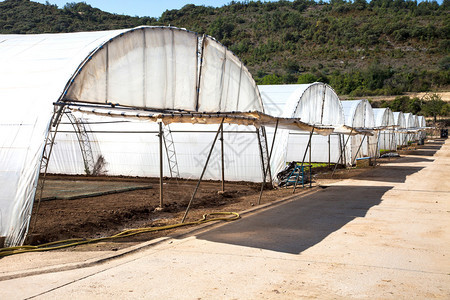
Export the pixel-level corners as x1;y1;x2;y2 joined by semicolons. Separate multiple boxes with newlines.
407;97;421;114
422;93;445;123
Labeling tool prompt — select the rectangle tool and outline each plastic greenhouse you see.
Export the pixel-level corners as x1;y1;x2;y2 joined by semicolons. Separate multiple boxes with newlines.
417;116;427;140
1;26;333;246
403;113;418;144
340;100;377;164
373;108;396;152
393;112;407;147
258;83;366;178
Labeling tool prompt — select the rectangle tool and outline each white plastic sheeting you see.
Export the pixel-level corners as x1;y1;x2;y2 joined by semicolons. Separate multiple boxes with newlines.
373;108;396;152
393;112;407;147
0;29;126;246
46;91;334;184
417;116;427;139
403;113;418;143
0;26;267;246
413;115;420;141
417;115;426;128
341;100;377;164
258;83;346;178
62;27;263;113
47;112;265;182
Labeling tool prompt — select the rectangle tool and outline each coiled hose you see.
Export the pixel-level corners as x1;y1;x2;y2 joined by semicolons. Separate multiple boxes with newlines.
0;212;240;258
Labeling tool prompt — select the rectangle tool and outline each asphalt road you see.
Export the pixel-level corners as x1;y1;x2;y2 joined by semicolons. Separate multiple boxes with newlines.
1;139;449;299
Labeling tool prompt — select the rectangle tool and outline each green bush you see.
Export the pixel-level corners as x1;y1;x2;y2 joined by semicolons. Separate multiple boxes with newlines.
297;73;318;84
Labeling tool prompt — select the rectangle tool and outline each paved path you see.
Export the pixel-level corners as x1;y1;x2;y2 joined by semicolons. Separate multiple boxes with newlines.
1;140;449;299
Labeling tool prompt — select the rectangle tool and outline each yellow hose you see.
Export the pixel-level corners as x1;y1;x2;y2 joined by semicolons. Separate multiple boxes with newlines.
0;212;240;258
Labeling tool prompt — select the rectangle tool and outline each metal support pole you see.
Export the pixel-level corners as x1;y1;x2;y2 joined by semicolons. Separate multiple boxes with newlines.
328;134;331;168
182;120;224;223
332;129;353;176
309;133;312;188
256;128;267;188
220;123;225;192
31;105;65;232
293;128;314;194
261;127;273;184
342;134;347;168
374;131;381;165
258;120;279;205
159;122;164;208
338;134;343;168
351;134;367;165
391;129;395;151
392;129;397;152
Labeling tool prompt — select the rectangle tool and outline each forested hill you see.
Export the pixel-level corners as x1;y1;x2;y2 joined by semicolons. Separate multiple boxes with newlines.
0;0;449;96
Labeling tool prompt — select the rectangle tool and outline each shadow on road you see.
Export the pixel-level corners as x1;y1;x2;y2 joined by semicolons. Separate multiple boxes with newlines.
195;140;440;255
418;145;443;150
355;166;424;183
410;150;440;157
396;157;434;163
197;185;391;254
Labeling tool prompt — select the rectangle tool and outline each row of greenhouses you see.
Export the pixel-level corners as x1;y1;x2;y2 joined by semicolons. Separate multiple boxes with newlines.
0;26;428;246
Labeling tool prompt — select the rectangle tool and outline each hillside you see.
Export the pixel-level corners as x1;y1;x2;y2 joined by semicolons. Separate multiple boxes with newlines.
0;0;449;97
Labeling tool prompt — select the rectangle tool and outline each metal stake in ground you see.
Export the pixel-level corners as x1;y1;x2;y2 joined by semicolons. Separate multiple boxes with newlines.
309;131;313;188
328;134;331;168
351;134;367;165
182;119;224;223
159;121;163;208
374;129;381;166
332;128;353;177
256;127;266;187
31;104;66;234
258;120;279;205
220;123;225;192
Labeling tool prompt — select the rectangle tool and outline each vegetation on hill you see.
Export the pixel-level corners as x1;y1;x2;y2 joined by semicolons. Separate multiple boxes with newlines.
372;93;449;120
0;0;449;98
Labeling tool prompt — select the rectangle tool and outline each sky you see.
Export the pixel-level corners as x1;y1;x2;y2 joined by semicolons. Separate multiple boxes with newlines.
31;0;281;18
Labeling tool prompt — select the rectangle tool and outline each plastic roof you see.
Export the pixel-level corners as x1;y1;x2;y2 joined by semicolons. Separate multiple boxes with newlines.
259;83;345;127
393;112;406;129
341;100;375;129
413;115;419;127
373;108;395;128
417;115;426;128
61;26;263;113
403;113;416;129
